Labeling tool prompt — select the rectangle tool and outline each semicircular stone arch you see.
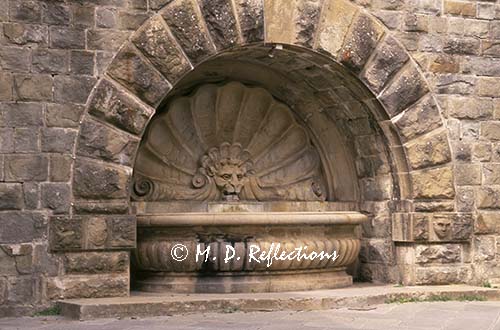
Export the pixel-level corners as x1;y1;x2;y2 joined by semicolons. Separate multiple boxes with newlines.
49;0;463;296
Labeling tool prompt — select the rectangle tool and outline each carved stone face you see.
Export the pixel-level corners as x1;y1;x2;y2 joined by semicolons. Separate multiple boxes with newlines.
213;163;249;201
433;218;451;239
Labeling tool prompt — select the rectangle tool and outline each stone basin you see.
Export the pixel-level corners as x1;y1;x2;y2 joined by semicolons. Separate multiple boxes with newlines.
133;202;367;293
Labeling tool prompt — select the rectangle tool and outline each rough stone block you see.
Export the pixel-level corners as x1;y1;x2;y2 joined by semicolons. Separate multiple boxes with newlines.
108;44;170;107
41;183;71;214
54;76;96;104
477;187;500;209
475;212;500;235
70;51;94;75
362;36;408;94
264;0;296;44
46;103;84;128
0;212;45;244
0;103;43;127
47;274;128;299
76;118;139;166
64;252;129;274
86;29;130;51
4;155;48;182
198;0;239;49
446;96;493;120
340;13;384;73
415;266;469;285
451;214;473;241
416;244;461;264
7;277;33;304
150;0;174;10
0;128;14;153
0;184;23;210
96;7;117;28
161;0;216;63
72;4;95;28
456;187;475;212
109;216;136;248
14;128;39;152
41;128;77;153
50;216;83;251
9;0;41;23
3;23;48;46
23;182;39;209
117;11;149;30
477;77;500;97
482;163;500;185
73;159;131;200
0;47;31;73
411;166;455;199
42;2;71;25
132;15;192;83
0;71;13;101
73;201;129;215
32;49;68;74
473;236;496;262
481;122;500;141
49;27;85;49
49;155;73;182
379;64;429;117
405;130;451;170
234;0;264;43
444;37;480;56
444;0;476;17
13;74;53;101
88;79;154;136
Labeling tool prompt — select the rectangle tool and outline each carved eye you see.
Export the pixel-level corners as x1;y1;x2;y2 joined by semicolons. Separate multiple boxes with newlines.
237;174;243;180
222;174;231;180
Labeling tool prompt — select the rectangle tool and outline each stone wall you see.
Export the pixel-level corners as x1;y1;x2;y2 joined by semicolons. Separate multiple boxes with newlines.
0;0;499;316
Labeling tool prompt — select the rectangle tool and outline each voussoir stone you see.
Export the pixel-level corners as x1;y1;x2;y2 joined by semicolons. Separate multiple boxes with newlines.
411;166;455;199
405;129;451;170
89;79;154;136
234;0;264;43
76;117;139;166
132;15;192;83
362;36;408;94
199;0;240;49
161;0;216;63
73;159;131;200
340;13;384;73
379;63;429;117
107;44;171;107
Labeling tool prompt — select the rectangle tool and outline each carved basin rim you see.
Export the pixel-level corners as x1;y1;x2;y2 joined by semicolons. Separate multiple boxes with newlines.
137;212;367;227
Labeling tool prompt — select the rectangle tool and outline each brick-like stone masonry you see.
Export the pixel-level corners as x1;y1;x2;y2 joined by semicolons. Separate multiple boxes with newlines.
0;0;499;317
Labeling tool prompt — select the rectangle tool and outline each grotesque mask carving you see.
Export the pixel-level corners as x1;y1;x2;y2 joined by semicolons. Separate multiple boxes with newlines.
433;218;451;240
197;142;253;201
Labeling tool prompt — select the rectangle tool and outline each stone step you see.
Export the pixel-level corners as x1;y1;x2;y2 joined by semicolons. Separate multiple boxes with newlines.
58;284;500;320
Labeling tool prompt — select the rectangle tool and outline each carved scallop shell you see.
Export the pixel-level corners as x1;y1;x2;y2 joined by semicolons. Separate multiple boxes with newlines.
132;82;327;201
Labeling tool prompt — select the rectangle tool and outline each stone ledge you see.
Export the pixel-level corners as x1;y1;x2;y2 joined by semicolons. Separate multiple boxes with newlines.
58;284;500;320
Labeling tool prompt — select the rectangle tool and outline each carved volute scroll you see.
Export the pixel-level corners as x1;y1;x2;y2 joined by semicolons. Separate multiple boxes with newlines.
132;81;328;202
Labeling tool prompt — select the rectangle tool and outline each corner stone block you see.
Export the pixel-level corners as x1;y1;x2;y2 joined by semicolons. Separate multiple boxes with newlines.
234;0;264;43
47;274;128;300
379;63;429;117
76;116;139;167
88;79;154;136
132;15;192;84
83;216;136;250
50;216;83;251
161;0;216;63
107;44;171;107
63;252;129;274
411;166;455;200
73;159;131;200
404;129;451;170
361;36;409;95
340;13;384;73
198;0;240;49
316;0;358;58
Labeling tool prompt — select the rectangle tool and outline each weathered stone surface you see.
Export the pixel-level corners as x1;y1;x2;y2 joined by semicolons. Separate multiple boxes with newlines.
73;159;131;200
0;103;42;127
32;49;68;74
359;239;394;265
456;187;475;212
50;155;73;182
88;79;154;135
451;214;473;241
317;0;358;57
64;252;129;274
9;0;41;23
161;0;216;63
70;51;94;75
73;201;129;215
0;184;23;210
72;4;95;28
42;2;71;25
109;217;136;248
47;275;128;299
340;13;384;73
117;11;149;30
41;183;71;214
475;212;500;235
50;216;82;251
234;0;264;43
96;7;117;28
76;118;139;166
473;236;496;262
414;201;455;213
0;47;30;73
416;244;461;264
14;128;39;152
4;155;48;182
46;103;83;128
362;36;408;94
444;0;476;17
482;163;500;185
264;0;296;44
411;166;455;199
0;71;13;101
294;0;322;47
132;16;192;83
477;187;500;209
107;44;171;107
7;277;33;304
3;23;48;46
379;64;429;117
405;130;451;170
199;0;240;49
54;76;96;104
478;77;500;98
49;27;85;49
413;213;429;241
0;212;45;244
444;37;480;55
415;266;469;285
41;128;77;153
23;182;38;210
13;74;53;101
446;96;493;120
86;29;130;51
481;122;500;141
